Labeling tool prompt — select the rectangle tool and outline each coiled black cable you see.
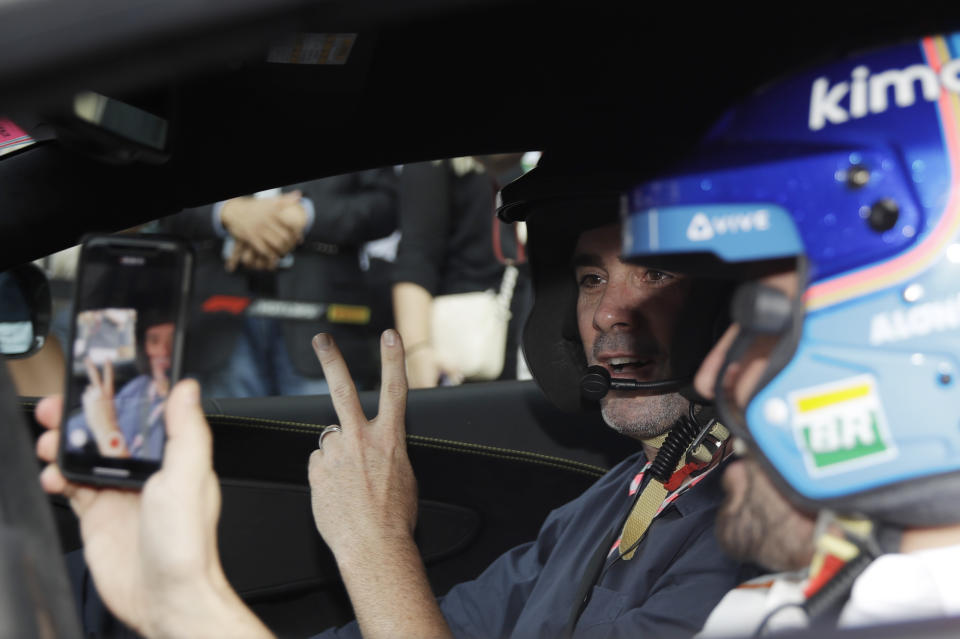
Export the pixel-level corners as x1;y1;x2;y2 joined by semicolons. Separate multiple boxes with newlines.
648;403;703;483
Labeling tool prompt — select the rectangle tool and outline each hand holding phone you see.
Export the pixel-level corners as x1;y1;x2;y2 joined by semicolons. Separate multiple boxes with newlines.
38;383;273;638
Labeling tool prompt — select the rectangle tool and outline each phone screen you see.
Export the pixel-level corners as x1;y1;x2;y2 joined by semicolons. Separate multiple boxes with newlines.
60;235;191;486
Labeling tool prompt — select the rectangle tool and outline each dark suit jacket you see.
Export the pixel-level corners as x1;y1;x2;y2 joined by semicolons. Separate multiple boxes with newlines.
160;169;397;386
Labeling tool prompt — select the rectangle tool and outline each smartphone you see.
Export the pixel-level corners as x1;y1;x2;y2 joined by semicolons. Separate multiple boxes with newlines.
58;234;192;488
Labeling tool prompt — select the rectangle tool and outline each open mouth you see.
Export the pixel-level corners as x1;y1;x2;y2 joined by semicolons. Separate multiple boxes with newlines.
606;357;654;375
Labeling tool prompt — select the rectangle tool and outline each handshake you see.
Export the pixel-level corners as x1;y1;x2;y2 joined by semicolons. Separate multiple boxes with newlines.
219;190;307;272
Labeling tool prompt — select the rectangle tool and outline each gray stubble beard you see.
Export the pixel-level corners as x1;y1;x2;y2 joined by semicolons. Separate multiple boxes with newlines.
599;391;690;441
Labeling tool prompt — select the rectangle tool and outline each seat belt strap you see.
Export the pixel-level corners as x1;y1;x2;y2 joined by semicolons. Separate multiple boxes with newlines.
619;422;730;560
618;445;682;560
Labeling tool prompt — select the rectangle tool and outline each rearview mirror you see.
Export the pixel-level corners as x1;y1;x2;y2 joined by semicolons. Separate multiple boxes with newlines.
1;264;51;359
51;91;171;165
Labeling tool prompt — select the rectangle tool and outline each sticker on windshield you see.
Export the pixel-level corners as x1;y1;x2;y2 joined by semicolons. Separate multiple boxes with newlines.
268;33;357;65
0;118;34;157
788;374;897;477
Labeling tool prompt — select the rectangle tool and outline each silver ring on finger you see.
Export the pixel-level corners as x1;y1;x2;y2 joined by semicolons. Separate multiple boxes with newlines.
318;425;342;451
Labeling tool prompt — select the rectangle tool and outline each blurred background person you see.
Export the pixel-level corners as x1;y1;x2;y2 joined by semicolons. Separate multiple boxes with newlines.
161;169;397;397
392;154;532;388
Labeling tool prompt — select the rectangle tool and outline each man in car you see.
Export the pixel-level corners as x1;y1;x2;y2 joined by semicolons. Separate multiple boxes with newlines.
613;31;960;634
307;210;750;638
36;165;754;637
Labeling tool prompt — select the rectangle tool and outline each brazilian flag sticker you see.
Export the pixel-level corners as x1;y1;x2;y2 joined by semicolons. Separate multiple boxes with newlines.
789;374;897;477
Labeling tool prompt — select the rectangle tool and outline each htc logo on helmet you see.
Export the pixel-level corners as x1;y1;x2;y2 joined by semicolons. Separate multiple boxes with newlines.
809;61;960;131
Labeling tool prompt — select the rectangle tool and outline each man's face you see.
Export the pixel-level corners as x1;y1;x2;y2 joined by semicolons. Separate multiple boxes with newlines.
574;223;692;439
145;322;174;381
694;270;816;572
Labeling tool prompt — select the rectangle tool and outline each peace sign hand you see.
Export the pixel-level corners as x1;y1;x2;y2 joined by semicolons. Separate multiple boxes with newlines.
307;329;416;559
306;330;452;639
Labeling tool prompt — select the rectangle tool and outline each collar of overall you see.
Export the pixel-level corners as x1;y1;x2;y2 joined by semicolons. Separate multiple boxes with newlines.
801;513;882;621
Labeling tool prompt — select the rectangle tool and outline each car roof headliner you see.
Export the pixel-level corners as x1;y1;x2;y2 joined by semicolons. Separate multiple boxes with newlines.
1;1;959;270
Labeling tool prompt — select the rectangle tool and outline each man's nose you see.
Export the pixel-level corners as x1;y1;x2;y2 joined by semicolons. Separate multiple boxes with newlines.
592;279;636;333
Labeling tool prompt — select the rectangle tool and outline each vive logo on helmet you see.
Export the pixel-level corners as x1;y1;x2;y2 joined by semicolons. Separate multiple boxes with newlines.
809;61;960;131
685;210;771;242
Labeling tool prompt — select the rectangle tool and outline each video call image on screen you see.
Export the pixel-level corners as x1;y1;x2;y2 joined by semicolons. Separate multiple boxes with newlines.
65;304;175;461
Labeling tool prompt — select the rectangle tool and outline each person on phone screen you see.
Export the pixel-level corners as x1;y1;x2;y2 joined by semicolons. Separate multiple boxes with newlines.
66;306;174;460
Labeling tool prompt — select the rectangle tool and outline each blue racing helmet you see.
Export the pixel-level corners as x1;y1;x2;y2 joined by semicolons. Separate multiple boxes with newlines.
622;33;960;526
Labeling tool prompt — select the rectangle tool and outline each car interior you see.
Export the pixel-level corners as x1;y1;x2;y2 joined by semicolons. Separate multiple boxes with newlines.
3;2;960;638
